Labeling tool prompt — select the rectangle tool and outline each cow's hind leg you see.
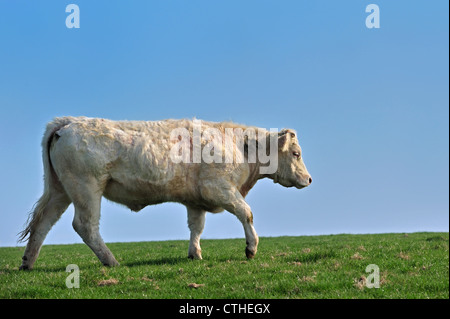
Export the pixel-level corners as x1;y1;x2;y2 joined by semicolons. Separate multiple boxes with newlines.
20;190;71;270
187;206;206;259
66;176;119;267
72;199;119;267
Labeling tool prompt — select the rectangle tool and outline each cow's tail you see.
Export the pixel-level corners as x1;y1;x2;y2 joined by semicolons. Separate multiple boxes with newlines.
17;117;73;243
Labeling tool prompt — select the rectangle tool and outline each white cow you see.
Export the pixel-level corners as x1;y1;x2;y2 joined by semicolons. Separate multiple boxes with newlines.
19;117;312;269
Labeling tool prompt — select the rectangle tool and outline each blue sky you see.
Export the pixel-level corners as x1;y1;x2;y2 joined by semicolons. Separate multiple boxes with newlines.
0;1;448;247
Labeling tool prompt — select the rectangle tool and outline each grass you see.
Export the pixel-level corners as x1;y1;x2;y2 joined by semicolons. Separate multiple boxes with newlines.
0;232;448;299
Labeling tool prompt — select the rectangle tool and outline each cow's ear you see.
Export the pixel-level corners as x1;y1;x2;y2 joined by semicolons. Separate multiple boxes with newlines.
278;129;298;152
278;130;290;152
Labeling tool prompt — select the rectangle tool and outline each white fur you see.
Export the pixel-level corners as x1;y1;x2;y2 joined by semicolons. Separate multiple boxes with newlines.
19;116;311;269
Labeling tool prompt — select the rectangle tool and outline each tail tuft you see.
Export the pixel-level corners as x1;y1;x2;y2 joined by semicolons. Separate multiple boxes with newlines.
17;192;52;243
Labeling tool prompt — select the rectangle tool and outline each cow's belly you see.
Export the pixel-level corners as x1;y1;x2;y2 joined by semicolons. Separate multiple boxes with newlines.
103;179;166;212
102;178;225;214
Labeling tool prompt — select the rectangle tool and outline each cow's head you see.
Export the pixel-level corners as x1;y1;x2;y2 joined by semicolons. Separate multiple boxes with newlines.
273;129;312;189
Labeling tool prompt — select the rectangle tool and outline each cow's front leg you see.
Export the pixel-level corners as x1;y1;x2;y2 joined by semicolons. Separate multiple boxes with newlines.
221;190;259;259
186;206;206;259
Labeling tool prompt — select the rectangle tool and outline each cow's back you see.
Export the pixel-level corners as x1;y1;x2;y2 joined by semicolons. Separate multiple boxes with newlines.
49;116;255;213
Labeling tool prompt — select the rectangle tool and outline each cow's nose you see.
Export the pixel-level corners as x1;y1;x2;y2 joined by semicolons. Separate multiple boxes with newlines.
308;177;313;184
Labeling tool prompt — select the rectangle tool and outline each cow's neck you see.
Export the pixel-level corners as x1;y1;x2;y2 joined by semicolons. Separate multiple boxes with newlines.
238;162;268;198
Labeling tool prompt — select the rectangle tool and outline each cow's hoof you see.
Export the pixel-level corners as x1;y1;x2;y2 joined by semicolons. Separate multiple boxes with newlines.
19;264;30;271
188;254;203;260
102;259;120;267
245;247;256;259
103;262;120;267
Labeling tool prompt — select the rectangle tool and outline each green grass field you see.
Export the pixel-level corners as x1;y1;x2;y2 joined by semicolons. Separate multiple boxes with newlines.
0;232;448;299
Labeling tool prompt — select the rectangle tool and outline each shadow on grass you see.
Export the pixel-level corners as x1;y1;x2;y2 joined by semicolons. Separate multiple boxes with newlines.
3;265;68;274
5;257;189;273
426;236;449;242
291;250;337;263
123;256;189;267
6;256;205;272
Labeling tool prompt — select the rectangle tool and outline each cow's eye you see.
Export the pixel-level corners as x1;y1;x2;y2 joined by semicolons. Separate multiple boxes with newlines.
293;151;300;158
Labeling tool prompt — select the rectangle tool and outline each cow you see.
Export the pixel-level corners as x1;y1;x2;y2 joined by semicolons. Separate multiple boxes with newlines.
18;117;312;269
